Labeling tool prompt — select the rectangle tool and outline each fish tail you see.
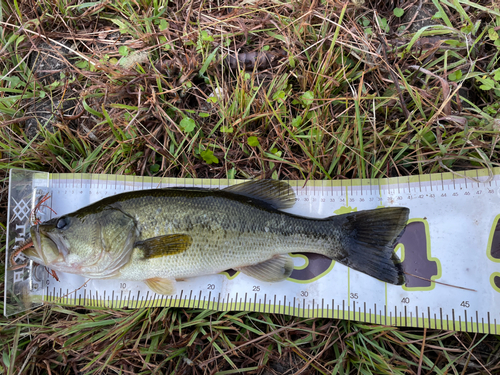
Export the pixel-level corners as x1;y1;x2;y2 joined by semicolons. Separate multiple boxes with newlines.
329;207;409;285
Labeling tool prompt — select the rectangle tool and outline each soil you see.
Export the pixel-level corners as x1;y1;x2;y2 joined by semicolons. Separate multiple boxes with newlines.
28;41;75;85
25;40;78;138
401;1;443;34
24;95;78;139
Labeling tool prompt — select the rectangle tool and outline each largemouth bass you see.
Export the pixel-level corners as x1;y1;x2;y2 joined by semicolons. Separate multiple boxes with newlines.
26;180;409;295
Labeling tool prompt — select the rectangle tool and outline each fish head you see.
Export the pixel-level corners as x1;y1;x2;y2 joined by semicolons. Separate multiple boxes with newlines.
27;207;138;278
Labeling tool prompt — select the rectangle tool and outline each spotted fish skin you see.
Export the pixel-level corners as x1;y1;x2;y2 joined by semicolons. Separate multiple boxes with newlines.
27;180;409;295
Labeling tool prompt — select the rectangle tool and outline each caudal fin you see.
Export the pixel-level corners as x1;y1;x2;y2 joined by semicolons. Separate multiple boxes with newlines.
334;207;408;285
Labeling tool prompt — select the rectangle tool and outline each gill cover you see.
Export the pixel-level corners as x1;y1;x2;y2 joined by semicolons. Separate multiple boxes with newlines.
83;208;138;278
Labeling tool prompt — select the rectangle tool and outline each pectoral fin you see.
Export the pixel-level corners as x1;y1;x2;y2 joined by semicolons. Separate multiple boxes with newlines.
136;234;192;259
145;277;177;295
236;255;294;282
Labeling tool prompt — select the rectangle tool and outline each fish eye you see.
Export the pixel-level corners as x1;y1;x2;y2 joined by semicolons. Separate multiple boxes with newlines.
56;217;70;230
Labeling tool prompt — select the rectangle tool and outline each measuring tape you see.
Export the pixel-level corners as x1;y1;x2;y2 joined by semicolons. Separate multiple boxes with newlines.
5;168;500;333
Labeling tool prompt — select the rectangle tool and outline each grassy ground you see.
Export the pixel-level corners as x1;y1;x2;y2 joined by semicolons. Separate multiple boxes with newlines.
1;0;500;373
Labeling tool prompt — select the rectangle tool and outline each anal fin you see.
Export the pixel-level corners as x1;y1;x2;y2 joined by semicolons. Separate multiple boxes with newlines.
236;255;294;282
145;277;177;295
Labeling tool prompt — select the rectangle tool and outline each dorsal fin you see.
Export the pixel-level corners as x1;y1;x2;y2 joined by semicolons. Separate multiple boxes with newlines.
223;180;296;210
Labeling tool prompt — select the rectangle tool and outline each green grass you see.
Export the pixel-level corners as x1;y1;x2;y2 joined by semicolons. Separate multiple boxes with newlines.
1;0;500;373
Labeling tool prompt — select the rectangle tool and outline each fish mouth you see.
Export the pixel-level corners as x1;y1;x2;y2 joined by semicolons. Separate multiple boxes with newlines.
22;246;44;264
29;225;65;266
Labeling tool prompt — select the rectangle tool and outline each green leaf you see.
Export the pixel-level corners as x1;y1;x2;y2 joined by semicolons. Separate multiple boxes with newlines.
159;35;171;51
292;115;302;128
432;11;444;19
377;16;389;32
71;1;101;10
2;76;21;89
81;98;103;118
108;18;133;34
473;20;482;35
301;91;314;106
150;164;160;173
461;24;473;33
266;31;285;41
200;30;214;42
393;8;404;17
199;46;219;75
270;147;282;157
200;149;219;164
109;104;140;110
247;136;260;147
118;45;129;57
489;28;499;41
478;77;496;91
13;0;21;18
444;39;466;47
75;60;90;70
3;350;10;368
422;130;435;143
310;128;321;137
180;117;196;132
159;19;169;31
220;126;233;133
448;70;462;81
494;69;500;81
272;90;286;102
